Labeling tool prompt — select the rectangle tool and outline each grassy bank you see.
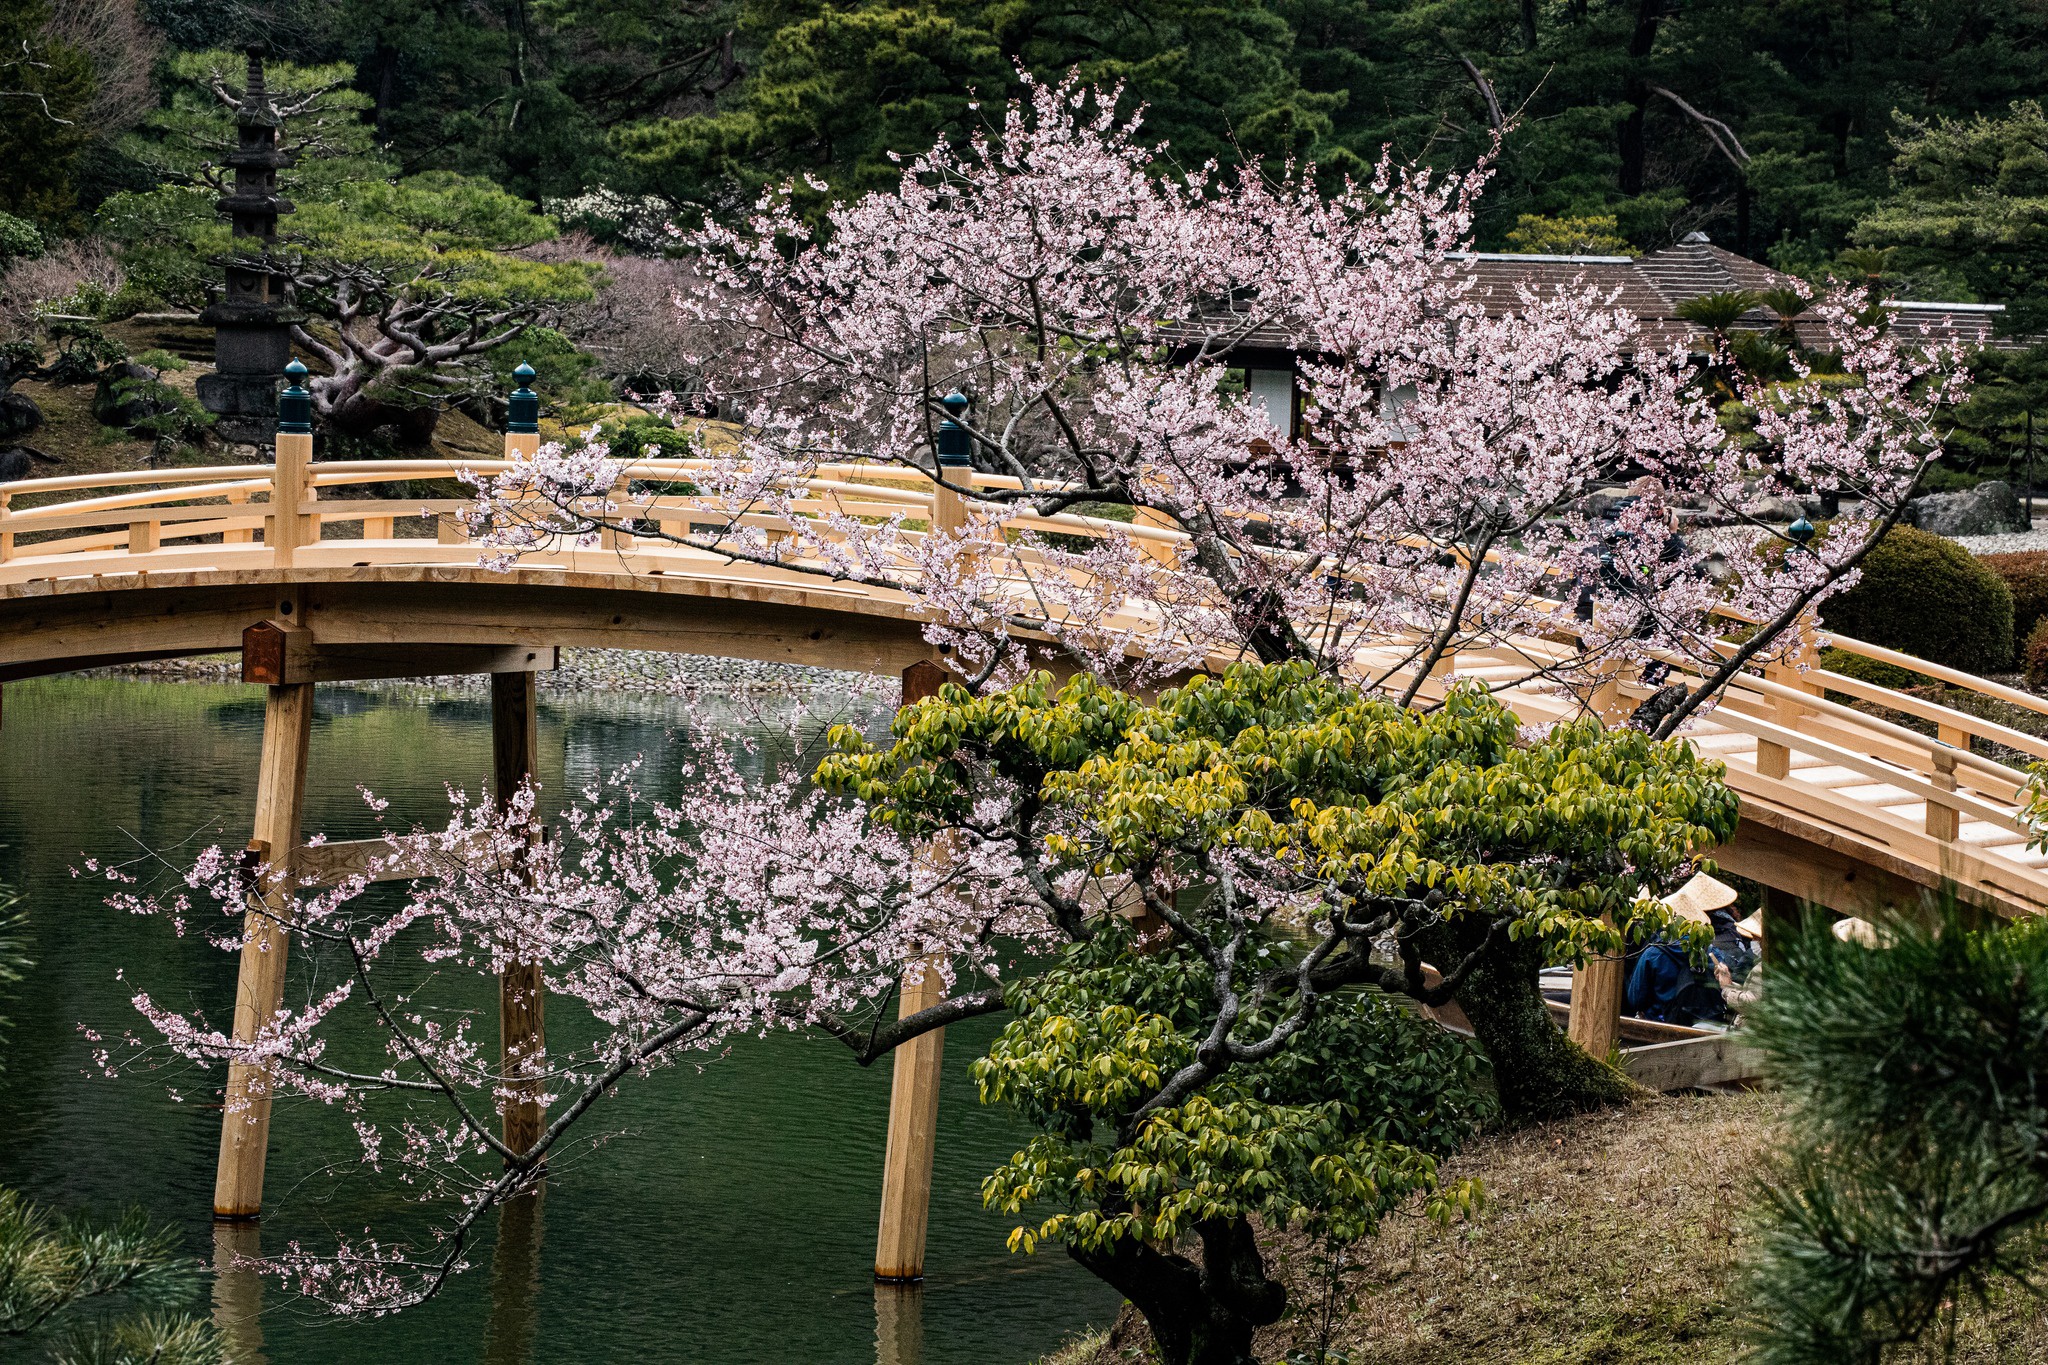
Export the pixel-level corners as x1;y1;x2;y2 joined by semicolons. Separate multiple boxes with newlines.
1049;1092;2048;1364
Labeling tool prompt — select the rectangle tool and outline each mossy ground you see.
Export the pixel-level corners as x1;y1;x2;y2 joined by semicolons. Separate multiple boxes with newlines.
1049;1091;2048;1365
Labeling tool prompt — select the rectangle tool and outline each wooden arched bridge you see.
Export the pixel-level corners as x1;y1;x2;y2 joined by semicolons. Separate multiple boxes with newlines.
4;426;2046;1268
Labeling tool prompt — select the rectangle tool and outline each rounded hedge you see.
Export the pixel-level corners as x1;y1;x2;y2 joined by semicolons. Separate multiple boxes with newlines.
1819;524;2014;674
2025;618;2048;688
1981;550;2048;665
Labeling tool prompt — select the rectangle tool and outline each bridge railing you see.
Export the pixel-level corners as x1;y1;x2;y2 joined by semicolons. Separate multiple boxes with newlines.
7;438;2048;901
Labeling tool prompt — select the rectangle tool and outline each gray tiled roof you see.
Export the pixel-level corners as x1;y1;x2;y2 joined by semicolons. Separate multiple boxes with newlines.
1216;239;2017;356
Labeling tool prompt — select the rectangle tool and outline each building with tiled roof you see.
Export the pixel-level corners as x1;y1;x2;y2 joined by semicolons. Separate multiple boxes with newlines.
1218;233;2016;436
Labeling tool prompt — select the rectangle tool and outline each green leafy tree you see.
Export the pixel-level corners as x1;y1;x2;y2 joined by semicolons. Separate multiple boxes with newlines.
1854;101;2048;336
102;52;598;440
616;0;1340;213
0;0;97;227
819;662;1735;1358
1744;906;2048;1365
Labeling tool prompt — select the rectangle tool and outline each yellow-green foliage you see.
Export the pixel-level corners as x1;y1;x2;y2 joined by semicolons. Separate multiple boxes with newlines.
820;660;1738;963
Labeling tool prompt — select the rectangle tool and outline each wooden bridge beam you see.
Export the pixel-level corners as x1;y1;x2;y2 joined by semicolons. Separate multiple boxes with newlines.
213;680;313;1220
875;659;951;1284
240;618;556;686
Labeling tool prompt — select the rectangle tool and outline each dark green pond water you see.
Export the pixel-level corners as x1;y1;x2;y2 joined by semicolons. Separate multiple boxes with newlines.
0;675;1119;1364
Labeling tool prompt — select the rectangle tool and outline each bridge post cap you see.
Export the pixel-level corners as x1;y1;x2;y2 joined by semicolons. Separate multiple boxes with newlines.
935;390;972;468
508;363;540;435
1787;516;1816;545
277;359;312;434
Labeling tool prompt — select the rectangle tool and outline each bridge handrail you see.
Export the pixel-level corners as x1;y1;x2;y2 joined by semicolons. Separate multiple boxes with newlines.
1821;631;2048;722
2;478;272;524
1728;668;2038;785
0;465;278;497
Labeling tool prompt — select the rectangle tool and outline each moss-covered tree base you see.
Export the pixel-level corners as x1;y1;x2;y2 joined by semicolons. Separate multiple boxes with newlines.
1430;922;1639;1122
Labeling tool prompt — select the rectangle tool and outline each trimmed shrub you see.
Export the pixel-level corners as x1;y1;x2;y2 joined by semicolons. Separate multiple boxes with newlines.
1819;646;1927;693
1982;550;2048;663
2025;618;2048;689
1818;524;2013;674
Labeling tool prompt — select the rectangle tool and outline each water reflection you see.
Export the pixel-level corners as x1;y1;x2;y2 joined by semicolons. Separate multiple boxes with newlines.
483;1187;546;1365
212;1222;268;1365
874;1283;924;1365
0;676;1117;1364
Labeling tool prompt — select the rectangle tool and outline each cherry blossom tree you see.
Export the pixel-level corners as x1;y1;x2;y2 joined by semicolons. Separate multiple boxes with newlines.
459;72;1967;1116
103;707;1055;1313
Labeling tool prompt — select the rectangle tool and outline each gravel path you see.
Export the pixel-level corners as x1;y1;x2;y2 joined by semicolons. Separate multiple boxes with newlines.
1948;521;2048;556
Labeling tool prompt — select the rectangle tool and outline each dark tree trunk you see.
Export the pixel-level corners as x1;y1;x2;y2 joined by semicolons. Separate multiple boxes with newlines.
1067;1216;1285;1365
320;382;443;447
1425;917;1637;1122
1617;0;1665;197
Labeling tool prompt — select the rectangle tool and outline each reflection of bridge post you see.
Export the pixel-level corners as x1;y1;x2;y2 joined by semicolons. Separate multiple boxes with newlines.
875;659;951;1283
213;677;313;1219
482;1185;546;1365
211;1221;268;1364
874;1281;925;1365
493;668;547;1155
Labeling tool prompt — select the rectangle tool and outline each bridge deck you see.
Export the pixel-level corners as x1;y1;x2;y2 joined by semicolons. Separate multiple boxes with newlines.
5;457;2045;920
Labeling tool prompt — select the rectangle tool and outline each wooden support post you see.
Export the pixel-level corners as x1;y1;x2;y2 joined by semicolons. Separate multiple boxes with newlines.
363;515;394;541
875;954;947;1283
213;680;314;1219
1756;662;1801;780
1760;885;1805;967
128;519;158;554
1567;926;1626;1063
223;489;252;544
1;490;14;563
1926;749;1960;843
437;512;464;545
493;670;546;1158
875;659;950;1284
599;476;633;550
269;427;312;567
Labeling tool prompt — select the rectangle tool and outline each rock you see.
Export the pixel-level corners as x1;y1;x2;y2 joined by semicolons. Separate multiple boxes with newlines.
92;360;176;431
1907;479;2030;537
1741;495;1805;524
0;388;42;441
0;445;60;482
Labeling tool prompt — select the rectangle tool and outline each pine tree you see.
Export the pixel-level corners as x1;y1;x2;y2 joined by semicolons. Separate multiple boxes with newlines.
1744;906;2048;1365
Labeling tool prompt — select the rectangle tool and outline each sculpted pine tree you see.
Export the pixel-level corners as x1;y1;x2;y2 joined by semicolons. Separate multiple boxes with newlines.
470;74;1963;1118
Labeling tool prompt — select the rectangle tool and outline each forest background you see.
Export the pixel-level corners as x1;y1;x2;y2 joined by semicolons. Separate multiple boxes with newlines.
4;0;2045;315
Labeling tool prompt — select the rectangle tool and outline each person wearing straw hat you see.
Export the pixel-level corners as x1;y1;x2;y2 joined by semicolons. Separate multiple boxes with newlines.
1627;873;1748;1025
1716;911;1767;1015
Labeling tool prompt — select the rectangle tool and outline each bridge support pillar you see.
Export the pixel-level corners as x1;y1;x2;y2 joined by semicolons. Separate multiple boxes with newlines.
493;670;547;1158
875;660;950;1283
875;954;947;1282
1567;924;1625;1063
213;680;314;1220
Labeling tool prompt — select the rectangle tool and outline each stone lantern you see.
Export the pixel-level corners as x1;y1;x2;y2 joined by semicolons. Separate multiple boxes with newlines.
196;46;305;445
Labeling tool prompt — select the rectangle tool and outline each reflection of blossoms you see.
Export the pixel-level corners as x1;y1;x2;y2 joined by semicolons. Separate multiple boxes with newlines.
108;705;1054;1315
468;72;1963;729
